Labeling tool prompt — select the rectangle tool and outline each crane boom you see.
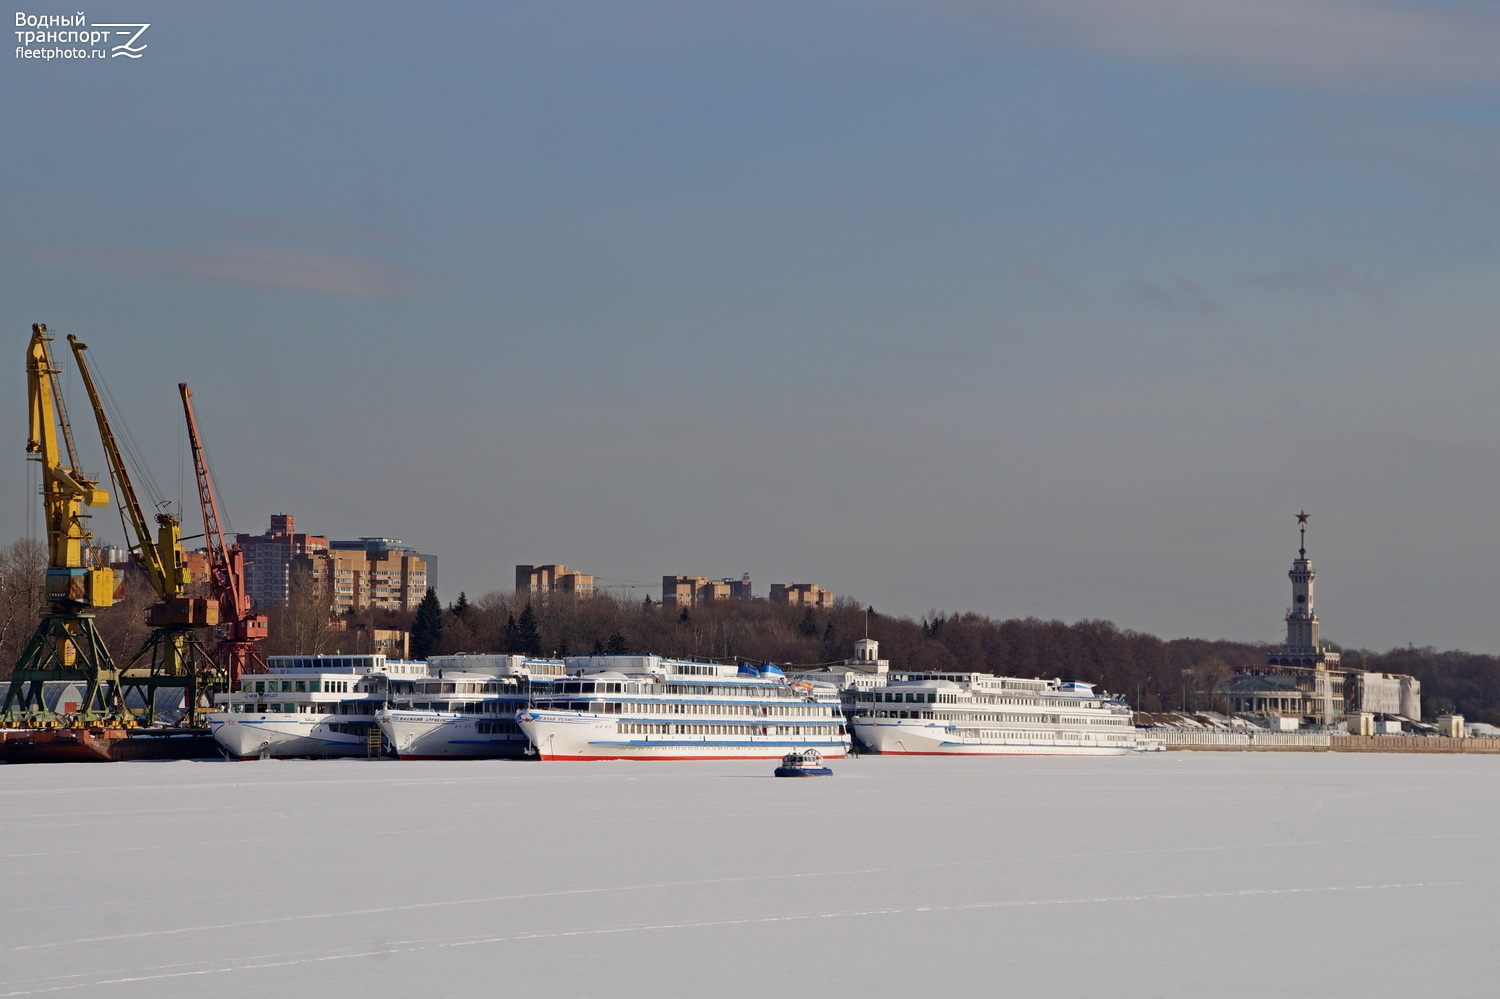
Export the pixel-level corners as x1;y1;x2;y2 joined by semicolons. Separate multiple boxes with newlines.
25;325;112;601
39;331;84;483
63;335;221;726
66;335;174;595
181;382;267;685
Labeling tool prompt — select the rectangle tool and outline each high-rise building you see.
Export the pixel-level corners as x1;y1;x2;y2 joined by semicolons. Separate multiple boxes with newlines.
332;537;438;595
236;518;432;611
306;545;429;614
236;514;328;608
516;564;595;595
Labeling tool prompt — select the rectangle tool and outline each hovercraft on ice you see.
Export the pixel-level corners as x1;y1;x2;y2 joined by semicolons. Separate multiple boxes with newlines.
774;749;832;777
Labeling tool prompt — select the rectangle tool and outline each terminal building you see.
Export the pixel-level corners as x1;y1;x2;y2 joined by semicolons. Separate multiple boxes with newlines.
1219;513;1419;730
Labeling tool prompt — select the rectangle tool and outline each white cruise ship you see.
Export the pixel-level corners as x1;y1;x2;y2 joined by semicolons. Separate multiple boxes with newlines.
207;654;428;759
847;673;1137;755
518;656;850;761
375;654;565;760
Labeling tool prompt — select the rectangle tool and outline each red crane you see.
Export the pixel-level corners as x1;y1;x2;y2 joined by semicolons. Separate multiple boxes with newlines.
180;383;268;688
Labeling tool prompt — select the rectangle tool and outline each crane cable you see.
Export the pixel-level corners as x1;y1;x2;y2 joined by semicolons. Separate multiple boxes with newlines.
90;355;168;517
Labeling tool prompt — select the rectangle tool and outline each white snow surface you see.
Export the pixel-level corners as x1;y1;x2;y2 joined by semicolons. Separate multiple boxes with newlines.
2;753;1495;998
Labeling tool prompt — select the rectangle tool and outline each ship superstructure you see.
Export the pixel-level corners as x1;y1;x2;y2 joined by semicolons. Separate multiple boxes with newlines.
848;673;1136;755
518;656;849;760
376;654;565;759
207;654;427;759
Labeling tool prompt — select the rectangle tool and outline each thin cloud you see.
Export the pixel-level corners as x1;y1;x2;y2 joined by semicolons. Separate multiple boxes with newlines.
1;242;440;299
835;342;987;366
1248;260;1385;297
1126;279;1221;314
1283;110;1500;192
941;0;1500;96
198;216;409;249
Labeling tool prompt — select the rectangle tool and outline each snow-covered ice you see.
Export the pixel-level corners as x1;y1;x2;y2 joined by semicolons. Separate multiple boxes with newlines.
2;752;1497;998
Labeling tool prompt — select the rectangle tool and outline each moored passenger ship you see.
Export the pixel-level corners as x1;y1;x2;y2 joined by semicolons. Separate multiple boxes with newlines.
518;656;850;761
375;654;565;760
207;654;428;759
848;674;1136;755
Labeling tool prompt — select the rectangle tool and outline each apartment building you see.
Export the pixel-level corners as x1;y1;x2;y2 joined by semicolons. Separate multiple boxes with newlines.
516;564;595;595
661;574;753;605
236;514;328;608
769;582;834;608
307;545;429;614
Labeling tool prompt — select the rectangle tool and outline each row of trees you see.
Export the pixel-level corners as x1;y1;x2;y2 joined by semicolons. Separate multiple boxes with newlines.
7;538;1500;725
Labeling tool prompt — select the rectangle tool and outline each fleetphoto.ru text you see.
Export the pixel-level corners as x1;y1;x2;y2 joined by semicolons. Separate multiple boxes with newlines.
15;11;147;60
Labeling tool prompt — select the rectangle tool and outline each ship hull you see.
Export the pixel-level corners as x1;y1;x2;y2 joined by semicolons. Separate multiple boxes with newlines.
520;711;849;761
207;713;376;759
853;719;1132;756
377;710;533;760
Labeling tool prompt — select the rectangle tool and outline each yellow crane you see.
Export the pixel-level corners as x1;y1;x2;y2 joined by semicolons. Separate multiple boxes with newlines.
1;324;121;725
68;334;221;725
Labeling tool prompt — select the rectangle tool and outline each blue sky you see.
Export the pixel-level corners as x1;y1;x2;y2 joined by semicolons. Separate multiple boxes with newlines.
6;1;1500;653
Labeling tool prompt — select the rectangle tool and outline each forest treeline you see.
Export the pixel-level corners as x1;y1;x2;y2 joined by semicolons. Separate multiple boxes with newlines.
4;537;1500;724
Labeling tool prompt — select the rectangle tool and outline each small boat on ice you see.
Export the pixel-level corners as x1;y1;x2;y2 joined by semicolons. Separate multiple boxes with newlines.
774;749;833;777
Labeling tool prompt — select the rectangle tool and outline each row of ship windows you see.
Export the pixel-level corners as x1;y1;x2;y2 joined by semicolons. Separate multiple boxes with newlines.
414;682;516;695
476;720;521;735
231;703;376;714
619;722;843;736
664;684;803;698
864;692;954;703
552;680;801;698
405;702;512;714
535;701;832;717
950;729;1124;741
993;697;1091;708
248;680;354;694
859;692;1100;708
553;681;644;695
869;710;1127;724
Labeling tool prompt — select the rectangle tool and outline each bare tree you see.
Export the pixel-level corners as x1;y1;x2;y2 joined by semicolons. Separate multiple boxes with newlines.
265;564;336;655
0;538;45;679
94;566;154;665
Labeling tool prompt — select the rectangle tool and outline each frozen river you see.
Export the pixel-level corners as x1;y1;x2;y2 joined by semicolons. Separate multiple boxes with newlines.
2;752;1495;998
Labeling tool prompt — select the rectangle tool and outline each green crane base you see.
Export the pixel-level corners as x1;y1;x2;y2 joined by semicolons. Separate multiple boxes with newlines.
1;611;124;726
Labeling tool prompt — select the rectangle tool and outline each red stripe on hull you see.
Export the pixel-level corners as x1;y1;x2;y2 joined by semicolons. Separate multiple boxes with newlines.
539;752;848;762
865;749;1128;756
395;754;532;761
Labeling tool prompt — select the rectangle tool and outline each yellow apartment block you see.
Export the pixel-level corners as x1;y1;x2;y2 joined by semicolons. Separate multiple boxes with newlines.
516;564;595;595
662;573;752;605
306;548;429;613
769;582;834;608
